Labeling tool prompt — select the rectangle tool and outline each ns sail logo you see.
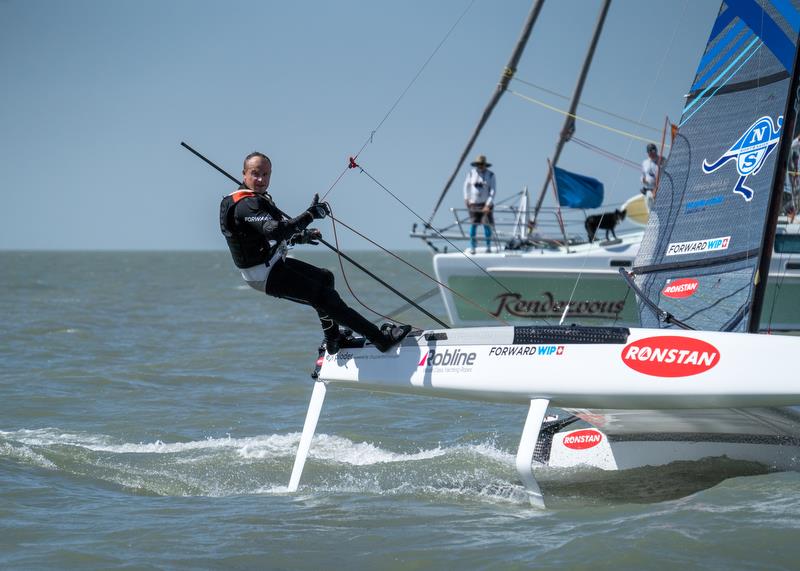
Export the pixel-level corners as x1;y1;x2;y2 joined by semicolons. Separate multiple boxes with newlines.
702;115;783;201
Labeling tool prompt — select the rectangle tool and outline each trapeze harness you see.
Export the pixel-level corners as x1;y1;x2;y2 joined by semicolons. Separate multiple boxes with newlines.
219;187;389;347
219;189;292;292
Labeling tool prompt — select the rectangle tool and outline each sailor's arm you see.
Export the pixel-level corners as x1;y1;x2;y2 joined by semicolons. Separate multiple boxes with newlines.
235;199;316;243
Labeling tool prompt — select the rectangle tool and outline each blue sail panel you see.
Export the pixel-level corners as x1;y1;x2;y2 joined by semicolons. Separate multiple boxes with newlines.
632;0;800;333
725;0;796;71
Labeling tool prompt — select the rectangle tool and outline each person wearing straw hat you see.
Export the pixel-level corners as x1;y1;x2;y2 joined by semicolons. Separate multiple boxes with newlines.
463;154;497;254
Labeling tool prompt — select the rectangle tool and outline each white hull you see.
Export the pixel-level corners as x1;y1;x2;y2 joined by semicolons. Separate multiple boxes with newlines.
285;325;800;506
317;326;800;409
550;426;800;471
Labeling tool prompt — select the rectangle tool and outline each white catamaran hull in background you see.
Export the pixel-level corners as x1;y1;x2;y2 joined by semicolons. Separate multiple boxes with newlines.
434;223;800;330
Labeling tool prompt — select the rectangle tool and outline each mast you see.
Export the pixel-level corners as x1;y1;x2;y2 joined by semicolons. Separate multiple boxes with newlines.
748;42;800;332
532;0;611;222
426;0;546;226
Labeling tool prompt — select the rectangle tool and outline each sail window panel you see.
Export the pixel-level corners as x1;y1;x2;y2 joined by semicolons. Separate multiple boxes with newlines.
652;267;755;332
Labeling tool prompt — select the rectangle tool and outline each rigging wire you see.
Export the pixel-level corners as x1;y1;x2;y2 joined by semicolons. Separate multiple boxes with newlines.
507;88;669;147
376;286;441;325
766;237;794;333
321;0;476;202
308;0;513;330
329;212;511;326
511;76;663;134
612;287;632;327
327;206;416;328
679;42;764;128
571;137;640;170
540;119;669;327
559;0;689;326
349;158;518;296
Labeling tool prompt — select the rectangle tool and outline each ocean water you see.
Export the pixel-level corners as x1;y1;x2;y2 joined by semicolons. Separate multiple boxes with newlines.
2;250;799;570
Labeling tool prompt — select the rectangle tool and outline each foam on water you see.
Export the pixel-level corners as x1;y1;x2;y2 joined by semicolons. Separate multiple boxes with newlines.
0;442;57;470
0;426;539;502
2;427;778;506
0;427;494;466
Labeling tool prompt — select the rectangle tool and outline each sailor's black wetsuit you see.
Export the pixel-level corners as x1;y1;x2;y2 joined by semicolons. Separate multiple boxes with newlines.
219;188;385;347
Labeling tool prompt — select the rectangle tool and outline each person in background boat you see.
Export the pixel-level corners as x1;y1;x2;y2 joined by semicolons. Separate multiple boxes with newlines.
640;143;661;210
219;152;412;355
463;154;496;254
785;134;800;220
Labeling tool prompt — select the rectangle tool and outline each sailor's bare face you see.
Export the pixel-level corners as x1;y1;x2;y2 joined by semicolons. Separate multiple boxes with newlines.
243;157;272;193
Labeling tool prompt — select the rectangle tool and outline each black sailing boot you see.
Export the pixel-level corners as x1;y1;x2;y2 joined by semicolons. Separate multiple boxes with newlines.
337;328;365;350
328;305;409;353
324;326;366;355
371;323;413;353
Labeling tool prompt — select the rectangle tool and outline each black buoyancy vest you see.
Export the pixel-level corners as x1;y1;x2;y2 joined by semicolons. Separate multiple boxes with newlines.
219;190;277;268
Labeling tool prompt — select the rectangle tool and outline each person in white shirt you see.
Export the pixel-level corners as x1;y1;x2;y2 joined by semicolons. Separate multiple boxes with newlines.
641;143;661;210
785;135;800;218
463;154;496;254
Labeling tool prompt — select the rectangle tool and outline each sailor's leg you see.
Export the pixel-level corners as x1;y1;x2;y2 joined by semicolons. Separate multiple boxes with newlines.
288;381;327;492
469;223;477;251
317;309;339;342
483;223;492;249
266;258;384;344
516;398;550;508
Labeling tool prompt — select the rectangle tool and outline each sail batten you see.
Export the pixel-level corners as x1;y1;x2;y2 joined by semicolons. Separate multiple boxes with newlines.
686;69;789;99
633;0;800;333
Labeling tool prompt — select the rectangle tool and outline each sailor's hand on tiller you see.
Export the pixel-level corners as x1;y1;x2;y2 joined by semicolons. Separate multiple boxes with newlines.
305;228;321;245
291;228;322;245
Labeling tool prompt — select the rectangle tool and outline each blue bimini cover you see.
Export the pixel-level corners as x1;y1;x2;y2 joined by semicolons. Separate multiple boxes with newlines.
554;166;604;208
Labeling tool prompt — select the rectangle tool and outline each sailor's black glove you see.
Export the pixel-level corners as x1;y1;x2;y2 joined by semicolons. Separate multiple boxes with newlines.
291;228;321;245
307;193;331;220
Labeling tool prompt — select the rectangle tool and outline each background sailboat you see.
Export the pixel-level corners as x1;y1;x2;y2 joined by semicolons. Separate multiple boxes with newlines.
292;0;800;508
418;1;800;332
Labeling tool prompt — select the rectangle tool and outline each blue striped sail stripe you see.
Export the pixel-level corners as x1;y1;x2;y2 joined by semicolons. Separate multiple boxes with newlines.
707;6;737;43
692;23;751;91
725;0;795;71
680;42;763;127
687;0;800;111
683;36;760;115
694;19;745;83
771;0;800;34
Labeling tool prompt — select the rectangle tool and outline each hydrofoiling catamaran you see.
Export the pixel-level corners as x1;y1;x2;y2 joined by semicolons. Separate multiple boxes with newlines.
289;0;800;507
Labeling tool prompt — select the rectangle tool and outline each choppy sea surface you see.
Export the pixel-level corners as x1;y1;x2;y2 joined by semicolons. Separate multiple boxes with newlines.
2;250;799;570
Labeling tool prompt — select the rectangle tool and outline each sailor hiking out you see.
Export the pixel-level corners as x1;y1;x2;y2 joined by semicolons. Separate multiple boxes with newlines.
219;152;411;354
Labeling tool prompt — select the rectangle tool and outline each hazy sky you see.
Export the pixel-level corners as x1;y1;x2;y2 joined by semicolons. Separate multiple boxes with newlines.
0;0;720;251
